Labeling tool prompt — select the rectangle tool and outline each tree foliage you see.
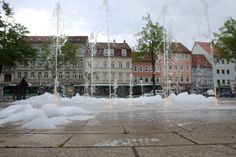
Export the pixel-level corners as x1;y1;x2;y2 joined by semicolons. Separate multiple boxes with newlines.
135;13;165;95
0;0;36;73
41;36;79;76
214;17;236;60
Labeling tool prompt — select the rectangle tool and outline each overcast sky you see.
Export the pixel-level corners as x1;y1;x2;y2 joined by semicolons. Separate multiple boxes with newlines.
6;0;236;49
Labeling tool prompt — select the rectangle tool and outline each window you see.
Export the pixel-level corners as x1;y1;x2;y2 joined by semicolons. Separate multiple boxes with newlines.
227;70;230;74
104;49;114;56
150;66;153;72
24;72;28;79
66;72;70;79
38;72;42;78
186;66;190;71
73;72;77;79
180;76;184;82
221;59;225;64
139;77;143;81
4;74;11;82
222;80;225;84
175;65;178;70
111;61;115;68
95;73;99;80
103;61;108;68
227;79;230;84
139;66;143;72
217;69;220;74
44;72;48;79
119;61;122;68
186;77;190;82
31;72;35;79
134;66;137;72
222;69;225;74
217;79;220;85
18;72;22;79
134;77;138;83
145;66;149;72
175;76;178;82
156;77;160;83
181;65;184;71
169;65;172;70
79;74;83;79
145;77;149;83
121;49;127;56
126;61;130;68
59;72;63;79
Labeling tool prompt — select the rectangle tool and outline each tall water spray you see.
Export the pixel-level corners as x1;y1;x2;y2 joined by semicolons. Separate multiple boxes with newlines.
129;74;133;98
102;0;112;99
161;6;169;98
90;32;98;96
200;0;217;99
51;3;64;95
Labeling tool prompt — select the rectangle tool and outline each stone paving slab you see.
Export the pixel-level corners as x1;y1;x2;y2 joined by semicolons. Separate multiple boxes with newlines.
124;124;188;133
179;131;236;144
0;126;31;134
0;147;135;157
177;122;236;132
31;121;88;134
136;145;236;157
0;134;72;148
65;133;193;147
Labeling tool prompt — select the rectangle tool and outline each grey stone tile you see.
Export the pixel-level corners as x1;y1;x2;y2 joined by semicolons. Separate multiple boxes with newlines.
65;133;193;147
0;147;135;157
180;132;236;144
125;124;188;133
0;134;72;147
136;145;236;157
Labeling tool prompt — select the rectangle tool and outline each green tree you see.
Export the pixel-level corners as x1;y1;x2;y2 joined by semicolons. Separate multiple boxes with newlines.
0;0;36;73
214;17;236;60
135;13;165;95
41;36;79;77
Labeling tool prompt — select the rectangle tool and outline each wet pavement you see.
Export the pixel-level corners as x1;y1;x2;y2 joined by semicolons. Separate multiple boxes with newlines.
1;99;236;156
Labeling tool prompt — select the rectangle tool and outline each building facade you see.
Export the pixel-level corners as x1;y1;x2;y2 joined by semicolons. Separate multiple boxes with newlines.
1;36;88;96
132;42;192;94
192;54;213;92
85;40;132;97
192;41;236;93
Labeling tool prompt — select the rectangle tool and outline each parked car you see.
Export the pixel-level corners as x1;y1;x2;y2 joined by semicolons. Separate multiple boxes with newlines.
219;92;235;98
144;90;165;98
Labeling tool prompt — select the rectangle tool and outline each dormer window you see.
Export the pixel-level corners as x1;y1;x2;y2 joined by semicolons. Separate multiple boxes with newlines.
122;49;127;56
104;49;114;56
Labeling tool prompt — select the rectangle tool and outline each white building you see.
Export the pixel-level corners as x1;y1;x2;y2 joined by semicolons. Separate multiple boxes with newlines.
85;40;132;97
192;41;236;93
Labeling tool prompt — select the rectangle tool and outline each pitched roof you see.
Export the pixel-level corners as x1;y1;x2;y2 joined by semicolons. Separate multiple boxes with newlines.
96;41;131;50
192;54;212;68
171;42;191;54
26;36;88;43
194;41;218;55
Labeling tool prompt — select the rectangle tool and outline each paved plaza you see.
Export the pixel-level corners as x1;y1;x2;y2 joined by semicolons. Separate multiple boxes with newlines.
1;99;236;156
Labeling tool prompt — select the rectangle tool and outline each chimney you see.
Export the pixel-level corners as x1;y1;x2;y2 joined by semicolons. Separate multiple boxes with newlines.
113;39;116;43
123;40;126;43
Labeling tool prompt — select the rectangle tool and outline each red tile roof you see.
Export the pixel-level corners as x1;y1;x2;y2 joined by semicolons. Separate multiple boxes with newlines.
26;36;88;43
86;41;132;57
95;42;131;50
171;42;191;54
192;54;212;68
194;41;218;55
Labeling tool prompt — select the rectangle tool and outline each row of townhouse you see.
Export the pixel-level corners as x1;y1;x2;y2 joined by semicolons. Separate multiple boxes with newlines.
1;36;235;97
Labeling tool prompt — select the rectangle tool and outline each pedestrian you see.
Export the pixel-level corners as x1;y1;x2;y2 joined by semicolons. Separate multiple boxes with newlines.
18;77;29;99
